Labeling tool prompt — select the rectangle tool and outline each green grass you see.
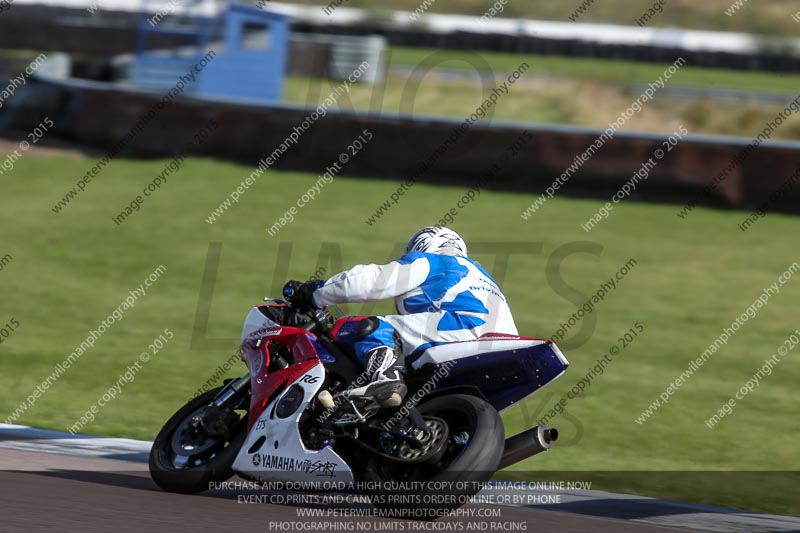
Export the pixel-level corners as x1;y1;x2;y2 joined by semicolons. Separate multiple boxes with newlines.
387;47;800;94
1;154;798;515
284;47;800;140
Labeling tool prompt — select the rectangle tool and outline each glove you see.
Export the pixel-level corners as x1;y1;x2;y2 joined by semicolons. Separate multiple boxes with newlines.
283;280;323;310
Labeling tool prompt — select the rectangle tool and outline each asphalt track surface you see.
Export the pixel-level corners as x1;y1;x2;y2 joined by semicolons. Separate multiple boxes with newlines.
2;424;800;533
0;448;697;533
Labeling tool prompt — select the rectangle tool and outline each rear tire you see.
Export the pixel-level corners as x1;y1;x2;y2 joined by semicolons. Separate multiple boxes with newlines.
149;387;247;494
367;394;504;519
421;394;505;483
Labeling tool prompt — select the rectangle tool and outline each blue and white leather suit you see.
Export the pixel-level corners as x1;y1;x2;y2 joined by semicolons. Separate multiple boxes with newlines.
313;251;518;365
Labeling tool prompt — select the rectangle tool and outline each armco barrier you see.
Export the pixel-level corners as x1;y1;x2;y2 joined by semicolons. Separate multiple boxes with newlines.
2;4;800;74
4;76;800;214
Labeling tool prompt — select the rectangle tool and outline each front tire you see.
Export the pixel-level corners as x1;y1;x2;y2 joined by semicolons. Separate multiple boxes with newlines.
149;387;247;494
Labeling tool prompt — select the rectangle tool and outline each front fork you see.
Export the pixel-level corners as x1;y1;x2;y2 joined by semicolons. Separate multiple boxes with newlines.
212;374;251;408
197;374;252;437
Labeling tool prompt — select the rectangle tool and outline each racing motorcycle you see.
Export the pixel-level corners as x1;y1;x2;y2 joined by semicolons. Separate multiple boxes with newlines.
149;284;569;518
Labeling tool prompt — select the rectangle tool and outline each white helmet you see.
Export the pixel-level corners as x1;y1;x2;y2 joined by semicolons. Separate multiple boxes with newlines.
406;226;468;257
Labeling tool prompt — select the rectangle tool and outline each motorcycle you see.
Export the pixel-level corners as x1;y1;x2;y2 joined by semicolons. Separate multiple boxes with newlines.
149;284;569;518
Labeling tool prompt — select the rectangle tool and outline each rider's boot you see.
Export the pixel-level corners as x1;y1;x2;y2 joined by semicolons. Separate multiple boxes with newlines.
346;346;407;408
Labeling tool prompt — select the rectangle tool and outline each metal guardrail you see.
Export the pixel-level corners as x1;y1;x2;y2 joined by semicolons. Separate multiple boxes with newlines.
289;33;385;85
3;3;800;73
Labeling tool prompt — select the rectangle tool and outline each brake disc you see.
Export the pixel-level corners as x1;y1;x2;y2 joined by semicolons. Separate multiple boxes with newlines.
171;406;220;457
395;417;449;463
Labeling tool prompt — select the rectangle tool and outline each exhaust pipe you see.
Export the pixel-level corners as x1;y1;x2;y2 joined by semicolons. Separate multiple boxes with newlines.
498;424;558;470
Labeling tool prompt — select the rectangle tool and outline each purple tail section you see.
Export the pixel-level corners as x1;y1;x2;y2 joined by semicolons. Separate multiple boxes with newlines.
431;342;568;412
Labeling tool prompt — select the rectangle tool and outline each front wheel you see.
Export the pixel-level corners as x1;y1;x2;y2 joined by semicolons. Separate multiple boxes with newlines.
149;387;248;494
367;394;505;519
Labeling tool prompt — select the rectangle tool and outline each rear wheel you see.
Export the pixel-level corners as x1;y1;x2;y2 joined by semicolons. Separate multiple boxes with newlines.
366;394;504;519
149;387;248;494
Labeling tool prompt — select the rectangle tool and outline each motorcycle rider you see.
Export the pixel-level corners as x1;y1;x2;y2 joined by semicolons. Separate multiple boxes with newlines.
288;226;518;408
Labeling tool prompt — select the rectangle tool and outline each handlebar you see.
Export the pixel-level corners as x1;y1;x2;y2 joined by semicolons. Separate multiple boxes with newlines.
277;280;339;338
